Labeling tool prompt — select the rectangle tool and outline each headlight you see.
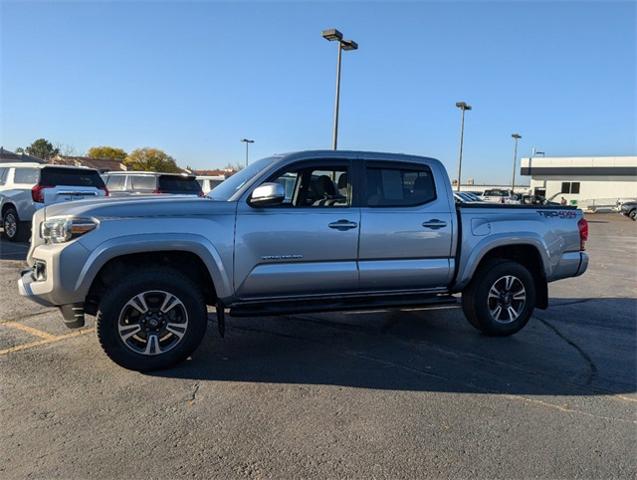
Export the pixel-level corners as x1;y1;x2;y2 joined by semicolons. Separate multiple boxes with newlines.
41;217;98;244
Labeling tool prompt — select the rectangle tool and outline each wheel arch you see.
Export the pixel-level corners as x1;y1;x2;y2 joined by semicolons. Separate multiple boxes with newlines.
456;238;549;309
79;234;232;315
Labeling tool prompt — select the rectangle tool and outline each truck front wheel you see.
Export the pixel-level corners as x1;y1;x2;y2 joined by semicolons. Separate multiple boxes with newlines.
462;260;536;336
96;267;208;371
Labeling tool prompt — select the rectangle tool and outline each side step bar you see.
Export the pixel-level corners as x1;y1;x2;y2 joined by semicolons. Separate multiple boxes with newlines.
229;293;459;318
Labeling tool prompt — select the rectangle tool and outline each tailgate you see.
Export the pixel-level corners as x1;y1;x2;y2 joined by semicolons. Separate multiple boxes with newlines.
42;185;104;205
39;167;107;205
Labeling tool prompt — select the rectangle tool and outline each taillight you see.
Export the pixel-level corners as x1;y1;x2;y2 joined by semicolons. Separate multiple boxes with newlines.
578;218;589;251
31;184;50;203
153;188;162;194
100;186;109;197
198;191;205;197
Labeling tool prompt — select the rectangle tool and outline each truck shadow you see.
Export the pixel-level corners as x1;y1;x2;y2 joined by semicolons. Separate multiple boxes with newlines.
151;297;636;396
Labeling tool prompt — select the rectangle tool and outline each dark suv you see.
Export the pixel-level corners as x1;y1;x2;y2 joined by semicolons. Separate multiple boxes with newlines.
102;172;203;197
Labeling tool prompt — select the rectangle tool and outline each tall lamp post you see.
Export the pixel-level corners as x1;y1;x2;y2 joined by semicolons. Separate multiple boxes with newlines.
322;28;358;150
511;133;522;193
455;101;472;192
241;138;254;167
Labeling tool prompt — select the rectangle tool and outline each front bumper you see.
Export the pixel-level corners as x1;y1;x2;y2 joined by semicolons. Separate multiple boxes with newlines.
19;267;86;328
18;267;54;307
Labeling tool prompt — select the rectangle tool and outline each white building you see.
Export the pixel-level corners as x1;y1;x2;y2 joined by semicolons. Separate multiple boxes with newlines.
520;155;637;209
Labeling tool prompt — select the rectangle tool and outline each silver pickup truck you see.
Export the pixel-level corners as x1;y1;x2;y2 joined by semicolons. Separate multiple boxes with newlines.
18;150;589;371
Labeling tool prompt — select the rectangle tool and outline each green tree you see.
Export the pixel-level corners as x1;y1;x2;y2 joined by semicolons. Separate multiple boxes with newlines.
124;148;181;173
25;138;59;160
87;146;127;162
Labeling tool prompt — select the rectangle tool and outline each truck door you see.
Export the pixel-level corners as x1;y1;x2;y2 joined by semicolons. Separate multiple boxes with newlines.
234;159;360;299
358;159;454;290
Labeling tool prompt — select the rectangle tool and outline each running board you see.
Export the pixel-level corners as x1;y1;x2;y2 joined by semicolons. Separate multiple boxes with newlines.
228;293;458;318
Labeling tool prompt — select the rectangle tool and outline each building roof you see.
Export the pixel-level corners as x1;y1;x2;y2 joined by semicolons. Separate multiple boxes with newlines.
0;147;45;164
50;154;127;172
520;156;637;177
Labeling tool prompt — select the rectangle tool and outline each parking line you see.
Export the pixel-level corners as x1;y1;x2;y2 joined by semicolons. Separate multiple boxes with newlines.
0;328;94;356
3;321;57;340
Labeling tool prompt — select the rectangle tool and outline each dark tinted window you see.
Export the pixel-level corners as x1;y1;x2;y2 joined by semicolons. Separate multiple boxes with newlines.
484;189;507;197
571;182;580;194
365;165;436;207
561;182;570;194
106;175;127;191
0;168;7;185
130;175;157;191
158;175;202;193
266;165;349;207
40;167;105;188
13;168;40;184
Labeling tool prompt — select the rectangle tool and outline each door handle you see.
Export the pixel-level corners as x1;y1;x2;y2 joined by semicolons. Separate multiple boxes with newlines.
422;219;447;230
328;219;358;231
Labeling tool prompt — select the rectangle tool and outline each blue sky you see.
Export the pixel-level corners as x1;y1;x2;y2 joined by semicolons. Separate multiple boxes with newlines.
1;1;635;183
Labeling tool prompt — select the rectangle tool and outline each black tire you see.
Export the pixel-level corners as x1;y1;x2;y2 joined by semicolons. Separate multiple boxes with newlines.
630;209;636;221
96;267;208;371
2;206;29;242
462;260;536;336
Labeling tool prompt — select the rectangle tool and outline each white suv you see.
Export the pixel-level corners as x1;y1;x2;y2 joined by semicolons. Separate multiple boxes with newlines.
0;163;108;241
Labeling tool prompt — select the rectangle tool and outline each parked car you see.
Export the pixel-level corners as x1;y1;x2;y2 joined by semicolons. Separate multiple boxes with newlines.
0;163;107;241
619;200;637;221
481;188;514;203
102;172;204;197
196;175;225;195
18;150;589;371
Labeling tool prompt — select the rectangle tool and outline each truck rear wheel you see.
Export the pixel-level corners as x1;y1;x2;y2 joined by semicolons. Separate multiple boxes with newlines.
462;260;536;336
96;267;208;371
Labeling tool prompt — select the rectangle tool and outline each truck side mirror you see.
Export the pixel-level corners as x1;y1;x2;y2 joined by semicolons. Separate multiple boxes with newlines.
249;182;285;207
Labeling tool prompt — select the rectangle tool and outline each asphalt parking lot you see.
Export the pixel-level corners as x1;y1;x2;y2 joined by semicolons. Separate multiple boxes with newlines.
0;213;635;479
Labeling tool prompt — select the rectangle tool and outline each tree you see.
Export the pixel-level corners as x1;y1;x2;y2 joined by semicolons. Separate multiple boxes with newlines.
25;138;59;160
87;146;127;162
124;148;181;173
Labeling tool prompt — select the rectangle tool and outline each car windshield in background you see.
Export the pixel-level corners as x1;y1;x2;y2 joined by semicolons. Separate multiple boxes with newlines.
158;175;202;193
209;156;278;201
40;167;105;188
13;168;40;185
484;189;507;197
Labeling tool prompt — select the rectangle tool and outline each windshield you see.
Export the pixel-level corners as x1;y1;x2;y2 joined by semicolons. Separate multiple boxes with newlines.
209;156;278;201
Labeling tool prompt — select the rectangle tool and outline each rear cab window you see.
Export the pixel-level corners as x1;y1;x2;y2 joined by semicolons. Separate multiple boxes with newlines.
158;175;202;194
40;167;105;188
365;163;436;207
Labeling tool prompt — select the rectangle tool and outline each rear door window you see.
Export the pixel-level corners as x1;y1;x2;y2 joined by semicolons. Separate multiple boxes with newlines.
13;168;40;185
158;176;202;193
365;164;436;207
0;167;7;185
40;167;105;188
130;175;157;191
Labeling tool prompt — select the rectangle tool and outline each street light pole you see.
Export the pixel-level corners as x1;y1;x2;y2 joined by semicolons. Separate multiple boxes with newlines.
241;138;254;167
455;101;472;192
511;133;522;193
322;29;358;150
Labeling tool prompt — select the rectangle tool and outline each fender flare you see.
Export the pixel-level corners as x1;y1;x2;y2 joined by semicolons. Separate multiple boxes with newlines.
454;233;551;290
75;233;233;300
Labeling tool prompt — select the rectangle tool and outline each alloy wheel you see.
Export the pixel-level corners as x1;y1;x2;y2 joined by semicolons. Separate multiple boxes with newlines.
3;212;17;239
117;290;189;356
487;275;527;324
